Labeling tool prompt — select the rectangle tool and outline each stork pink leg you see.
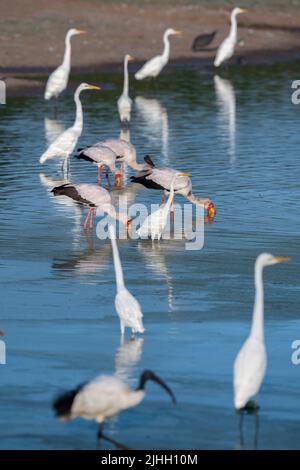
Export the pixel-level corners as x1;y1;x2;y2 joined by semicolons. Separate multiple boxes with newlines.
83;208;91;231
171;196;175;213
89;208;95;230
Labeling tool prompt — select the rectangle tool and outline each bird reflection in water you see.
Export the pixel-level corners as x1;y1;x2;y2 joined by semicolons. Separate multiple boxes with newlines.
236;410;260;450
135;96;169;165
214;75;236;169
115;336;144;382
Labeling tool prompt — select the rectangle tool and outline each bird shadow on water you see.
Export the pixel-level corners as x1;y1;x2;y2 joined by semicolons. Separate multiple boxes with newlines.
235;410;260;450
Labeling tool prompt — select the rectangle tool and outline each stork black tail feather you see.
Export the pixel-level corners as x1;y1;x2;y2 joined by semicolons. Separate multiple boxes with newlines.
144;155;155;168
53;382;86;418
51;183;72;195
75;152;94;163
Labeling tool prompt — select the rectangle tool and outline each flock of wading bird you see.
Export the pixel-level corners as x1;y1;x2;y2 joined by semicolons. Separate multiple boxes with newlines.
36;7;290;448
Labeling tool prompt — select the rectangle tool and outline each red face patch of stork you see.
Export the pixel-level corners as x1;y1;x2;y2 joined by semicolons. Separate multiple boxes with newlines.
51;184;95;206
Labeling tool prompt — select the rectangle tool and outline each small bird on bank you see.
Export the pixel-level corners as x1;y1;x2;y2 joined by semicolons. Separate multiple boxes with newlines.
233;253;290;412
109;224;144;336
53;369;176;447
214;7;247;67
135;28;181;80
191;30;217;51
118;54;134;123
44;28;85;100
51;183;131;231
40;83;100;174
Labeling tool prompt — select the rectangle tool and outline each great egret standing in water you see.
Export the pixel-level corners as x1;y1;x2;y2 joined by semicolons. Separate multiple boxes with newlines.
135;28;181;80
214;8;247;67
109;224;145;337
137;173;191;240
44;28;85;100
40;83;100;174
233;253;290;411
53;370;176;448
118;54;134;123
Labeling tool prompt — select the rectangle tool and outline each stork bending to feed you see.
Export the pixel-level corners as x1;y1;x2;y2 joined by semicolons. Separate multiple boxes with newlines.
137;172;191;240
135;28;181;80
117;54;134;123
44;28;85;101
51;183;131;231
40;83;100;174
75;145;122;186
214;7;247;67
109;225;145;336
234;253;290;412
53;369;176;447
131;156;216;218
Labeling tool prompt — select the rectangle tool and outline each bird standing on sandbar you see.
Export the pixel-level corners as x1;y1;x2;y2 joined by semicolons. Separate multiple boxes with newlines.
44;28;85;101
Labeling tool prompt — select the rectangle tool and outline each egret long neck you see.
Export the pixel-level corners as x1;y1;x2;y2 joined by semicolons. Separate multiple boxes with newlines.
62;33;72;71
250;262;264;341
123;57;129;96
73;89;83;134
229;11;238;41
110;232;125;291
164;178;176;213
162;33;170;62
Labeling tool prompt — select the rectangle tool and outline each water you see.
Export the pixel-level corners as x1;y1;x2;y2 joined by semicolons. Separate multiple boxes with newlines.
0;64;299;449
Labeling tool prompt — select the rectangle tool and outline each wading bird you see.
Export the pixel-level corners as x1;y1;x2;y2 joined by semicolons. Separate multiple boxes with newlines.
44;28;85;100
131;156;216;218
53;369;176;447
135;28;181;80
76;145;122;186
40;83;100;174
214;8;247;67
51;183;131;231
233;253;290;411
137;172;191;240
109;224;144;336
118;54;134;123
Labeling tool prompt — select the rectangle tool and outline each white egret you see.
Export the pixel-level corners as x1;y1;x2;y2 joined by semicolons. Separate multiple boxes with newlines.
137;172;191;240
214;8;247;67
76;144;122;186
51;183;131;231
109;224;144;336
44;28;85;100
53;369;176;447
40;83;100;174
233;253;290;411
131;156;216;218
135;28;181;80
44;117;65;146
117;54;134;123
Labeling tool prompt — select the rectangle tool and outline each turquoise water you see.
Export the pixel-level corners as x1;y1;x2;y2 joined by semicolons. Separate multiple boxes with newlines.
0;64;299;449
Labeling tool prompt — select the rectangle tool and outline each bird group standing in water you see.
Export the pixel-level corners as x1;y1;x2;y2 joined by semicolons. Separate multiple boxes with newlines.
37;7;291;448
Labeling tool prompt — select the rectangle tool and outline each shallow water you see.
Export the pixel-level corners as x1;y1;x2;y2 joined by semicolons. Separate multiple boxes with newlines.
0;64;300;449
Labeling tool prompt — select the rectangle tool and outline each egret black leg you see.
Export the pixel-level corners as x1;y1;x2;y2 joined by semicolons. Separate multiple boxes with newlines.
97;424;130;450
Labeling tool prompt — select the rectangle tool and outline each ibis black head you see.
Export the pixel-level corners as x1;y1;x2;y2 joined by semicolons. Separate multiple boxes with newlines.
137;370;176;404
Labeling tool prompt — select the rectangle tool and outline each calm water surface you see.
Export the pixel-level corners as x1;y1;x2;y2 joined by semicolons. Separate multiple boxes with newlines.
0;64;299;449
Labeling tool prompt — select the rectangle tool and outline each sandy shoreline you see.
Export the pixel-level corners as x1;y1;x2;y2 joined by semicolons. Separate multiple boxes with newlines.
1;1;300;96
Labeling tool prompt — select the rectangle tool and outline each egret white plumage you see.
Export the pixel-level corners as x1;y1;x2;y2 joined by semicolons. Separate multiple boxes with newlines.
53;369;176;447
214;8;247;67
135;28;181;80
76;144;122;186
117;54;133;123
40;83;100;174
137;173;191;240
109;224;144;336
44;28;85;100
131;156;216;218
51;183;131;231
233;253;290;411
